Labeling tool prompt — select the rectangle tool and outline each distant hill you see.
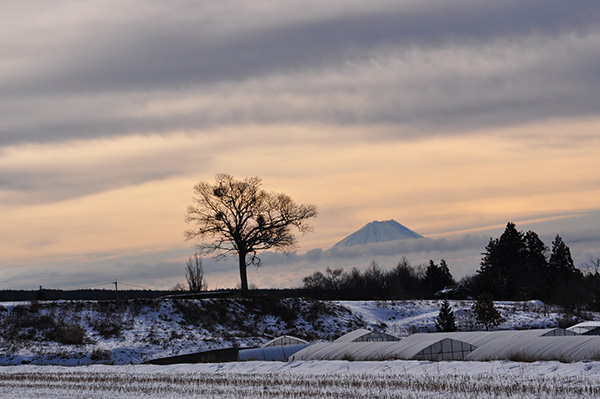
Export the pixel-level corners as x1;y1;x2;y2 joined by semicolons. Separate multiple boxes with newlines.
332;219;423;248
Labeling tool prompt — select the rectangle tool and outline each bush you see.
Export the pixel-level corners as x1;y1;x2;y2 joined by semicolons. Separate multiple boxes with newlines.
45;325;86;345
91;348;112;363
90;317;123;339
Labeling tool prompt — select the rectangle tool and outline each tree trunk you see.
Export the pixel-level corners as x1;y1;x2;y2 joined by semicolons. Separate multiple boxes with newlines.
238;251;248;295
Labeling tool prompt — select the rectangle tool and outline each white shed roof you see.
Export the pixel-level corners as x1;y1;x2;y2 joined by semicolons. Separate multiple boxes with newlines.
567;321;600;335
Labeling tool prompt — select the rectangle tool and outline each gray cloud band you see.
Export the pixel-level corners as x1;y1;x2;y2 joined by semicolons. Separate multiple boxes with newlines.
1;2;600;147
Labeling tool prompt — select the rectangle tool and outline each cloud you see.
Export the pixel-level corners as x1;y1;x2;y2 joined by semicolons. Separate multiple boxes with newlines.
2;2;600;146
0;133;214;204
2;2;600;290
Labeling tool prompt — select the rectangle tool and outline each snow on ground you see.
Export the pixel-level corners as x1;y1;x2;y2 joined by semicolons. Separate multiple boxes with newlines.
1;360;600;398
2;298;600;397
0;298;592;366
0;298;363;366
338;299;563;337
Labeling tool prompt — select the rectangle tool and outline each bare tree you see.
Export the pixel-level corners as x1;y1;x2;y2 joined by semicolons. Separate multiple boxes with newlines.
184;174;317;294
185;252;207;292
172;282;187;291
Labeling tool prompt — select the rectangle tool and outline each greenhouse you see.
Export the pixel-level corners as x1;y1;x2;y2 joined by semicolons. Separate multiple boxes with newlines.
289;337;477;361
400;328;576;348
237;336;309;361
333;329;400;343
288;328;592;362
263;335;308;347
465;335;600;362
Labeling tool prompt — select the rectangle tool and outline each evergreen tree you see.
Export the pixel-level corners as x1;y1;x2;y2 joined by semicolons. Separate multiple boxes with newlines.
478;223;551;300
439;259;455;286
423;259;455;296
548;235;583;308
549;235;575;276
472;293;502;331
522;230;549;299
435;300;457;332
478;222;526;299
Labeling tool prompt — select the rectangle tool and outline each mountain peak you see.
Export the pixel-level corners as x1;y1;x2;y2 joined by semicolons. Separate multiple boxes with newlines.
332;219;423;248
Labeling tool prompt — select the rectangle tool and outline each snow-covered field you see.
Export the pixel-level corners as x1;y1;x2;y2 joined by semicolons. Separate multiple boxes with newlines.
0;298;586;365
339;299;562;337
1;360;600;398
1;298;599;398
0;298;363;365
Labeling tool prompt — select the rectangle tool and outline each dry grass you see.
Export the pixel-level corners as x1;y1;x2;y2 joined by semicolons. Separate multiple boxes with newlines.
1;367;600;398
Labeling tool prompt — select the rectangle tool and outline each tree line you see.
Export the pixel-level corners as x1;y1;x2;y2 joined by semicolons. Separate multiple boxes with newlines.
302;258;455;300
302;222;600;311
468;222;600;312
182;175;599;310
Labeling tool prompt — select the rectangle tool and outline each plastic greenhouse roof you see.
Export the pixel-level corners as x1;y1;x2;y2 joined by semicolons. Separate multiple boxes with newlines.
401;329;573;348
238;344;309;361
289;338;476;361
466;336;600;362
288;329;585;362
263;335;308;347
333;329;400;343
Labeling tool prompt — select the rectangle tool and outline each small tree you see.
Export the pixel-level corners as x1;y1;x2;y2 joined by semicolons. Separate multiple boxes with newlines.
435;300;457;332
172;282;187;291
185;252;207;292
423;259;455;296
302;267;347;292
363;261;385;294
185;174;317;294
472;293;502;331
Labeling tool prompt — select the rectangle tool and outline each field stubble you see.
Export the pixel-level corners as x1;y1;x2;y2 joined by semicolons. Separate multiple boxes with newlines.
1;363;600;399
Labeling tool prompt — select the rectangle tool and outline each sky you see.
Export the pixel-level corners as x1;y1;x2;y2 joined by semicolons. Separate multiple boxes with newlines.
1;1;600;291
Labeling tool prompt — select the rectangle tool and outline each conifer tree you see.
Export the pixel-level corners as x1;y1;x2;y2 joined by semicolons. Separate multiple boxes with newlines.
472;293;502;331
435;300;457;332
549;235;575;276
423;259;455;296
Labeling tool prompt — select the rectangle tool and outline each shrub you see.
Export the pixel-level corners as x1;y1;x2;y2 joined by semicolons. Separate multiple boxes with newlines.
90;317;123;339
90;348;112;363
45;325;86;345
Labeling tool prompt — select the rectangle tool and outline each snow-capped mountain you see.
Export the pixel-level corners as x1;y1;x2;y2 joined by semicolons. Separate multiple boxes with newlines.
332;219;423;248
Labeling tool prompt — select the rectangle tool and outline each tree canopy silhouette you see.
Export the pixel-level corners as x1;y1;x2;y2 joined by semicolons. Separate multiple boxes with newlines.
476;222;580;304
184;174;317;293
